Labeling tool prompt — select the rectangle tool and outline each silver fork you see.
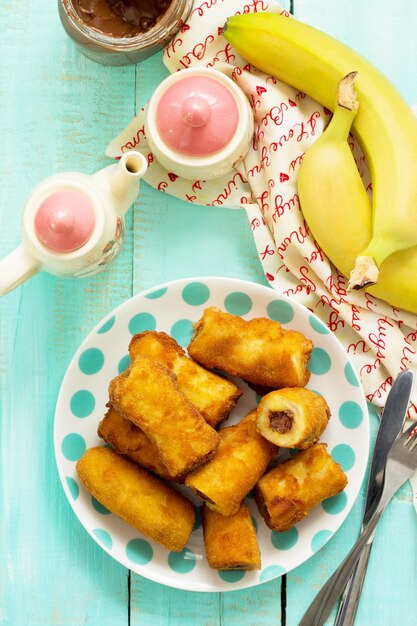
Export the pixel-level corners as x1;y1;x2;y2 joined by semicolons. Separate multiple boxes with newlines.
299;420;417;626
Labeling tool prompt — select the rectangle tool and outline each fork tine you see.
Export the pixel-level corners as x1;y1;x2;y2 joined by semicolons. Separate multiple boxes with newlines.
402;421;417;448
409;438;417;452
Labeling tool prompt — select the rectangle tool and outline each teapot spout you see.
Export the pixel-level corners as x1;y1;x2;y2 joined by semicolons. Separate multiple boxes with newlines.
107;151;148;216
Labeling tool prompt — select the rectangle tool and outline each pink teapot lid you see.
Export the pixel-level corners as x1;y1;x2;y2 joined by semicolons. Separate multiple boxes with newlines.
155;75;240;157
34;190;96;253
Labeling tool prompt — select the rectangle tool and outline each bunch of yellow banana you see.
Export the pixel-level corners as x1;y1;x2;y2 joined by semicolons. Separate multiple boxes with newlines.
223;12;417;314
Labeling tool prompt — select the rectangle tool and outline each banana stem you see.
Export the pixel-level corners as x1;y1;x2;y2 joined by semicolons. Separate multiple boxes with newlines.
338;71;359;110
348;256;379;290
348;235;400;289
325;72;359;141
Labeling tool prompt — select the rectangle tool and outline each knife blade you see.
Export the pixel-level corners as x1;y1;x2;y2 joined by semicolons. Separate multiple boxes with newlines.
334;368;415;626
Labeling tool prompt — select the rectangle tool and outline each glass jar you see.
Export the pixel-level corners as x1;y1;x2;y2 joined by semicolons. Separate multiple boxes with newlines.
58;0;193;66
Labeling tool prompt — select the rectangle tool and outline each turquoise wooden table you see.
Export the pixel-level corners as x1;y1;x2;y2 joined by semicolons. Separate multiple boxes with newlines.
1;1;417;624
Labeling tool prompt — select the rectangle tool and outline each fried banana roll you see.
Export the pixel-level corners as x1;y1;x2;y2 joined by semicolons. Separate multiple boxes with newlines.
188;307;313;388
129;331;241;428
76;447;195;551
202;502;261;570
98;405;175;481
257;388;330;449
255;443;348;531
109;356;219;480
185;410;277;516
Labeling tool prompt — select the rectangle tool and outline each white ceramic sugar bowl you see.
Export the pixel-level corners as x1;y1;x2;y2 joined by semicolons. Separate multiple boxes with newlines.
145;67;254;180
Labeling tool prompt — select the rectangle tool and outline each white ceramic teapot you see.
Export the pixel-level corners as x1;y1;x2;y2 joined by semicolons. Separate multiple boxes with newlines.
0;151;147;296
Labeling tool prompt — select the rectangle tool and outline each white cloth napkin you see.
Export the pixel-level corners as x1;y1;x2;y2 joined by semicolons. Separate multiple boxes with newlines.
106;0;417;502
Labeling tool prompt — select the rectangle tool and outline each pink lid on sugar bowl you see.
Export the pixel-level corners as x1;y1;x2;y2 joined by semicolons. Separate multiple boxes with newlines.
145;68;254;180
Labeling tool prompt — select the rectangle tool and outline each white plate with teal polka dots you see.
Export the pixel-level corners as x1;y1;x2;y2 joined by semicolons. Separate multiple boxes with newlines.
54;276;369;592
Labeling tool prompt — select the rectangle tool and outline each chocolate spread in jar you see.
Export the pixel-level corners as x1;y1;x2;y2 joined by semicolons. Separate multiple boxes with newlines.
72;0;172;37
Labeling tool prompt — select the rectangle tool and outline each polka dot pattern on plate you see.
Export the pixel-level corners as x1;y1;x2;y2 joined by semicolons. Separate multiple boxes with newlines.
92;497;111;515
311;530;332;553
331;444;356;472
271;527;298;550
78;348;104;375
118;354;130;374
97;316;115;334
61;433;86;462
322;491;348;515
168;549;196;574
260;565;286;582
170;319;194;347
339;401;364;429
224;291;252;315
267;299;294;324
218;570;246;583
308;347;331;375
144;287;168;300
126;538;153;565
128;312;157;335
55;277;369;593
182;282;210;306
344;362;360;387
309;315;330;334
70;390;95;418
93;528;112;549
65;476;79;500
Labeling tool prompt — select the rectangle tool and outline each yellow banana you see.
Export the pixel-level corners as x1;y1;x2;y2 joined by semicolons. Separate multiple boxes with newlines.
296;72;417;313
297;73;372;279
223;12;417;289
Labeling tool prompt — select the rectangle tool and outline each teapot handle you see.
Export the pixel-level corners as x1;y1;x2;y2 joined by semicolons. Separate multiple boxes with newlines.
0;243;40;296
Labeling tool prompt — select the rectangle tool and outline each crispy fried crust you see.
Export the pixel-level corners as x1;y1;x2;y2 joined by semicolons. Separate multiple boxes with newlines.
185;410;277;516
188;307;313;389
256;387;331;449
76;447;195;551
202;502;261;570
129;331;241;428
255;443;348;531
97;405;175;481
109;356;219;480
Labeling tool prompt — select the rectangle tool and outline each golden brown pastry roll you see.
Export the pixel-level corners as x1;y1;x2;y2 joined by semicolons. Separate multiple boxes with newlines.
202;502;261;570
128;331;241;428
255;443;348;531
185;410;277;516
188;307;313;388
97;405;175;481
109;356;219;480
76;447;195;551
256;387;331;449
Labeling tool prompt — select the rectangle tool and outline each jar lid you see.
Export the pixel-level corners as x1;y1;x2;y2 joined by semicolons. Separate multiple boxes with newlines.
34;190;96;252
155;75;240;156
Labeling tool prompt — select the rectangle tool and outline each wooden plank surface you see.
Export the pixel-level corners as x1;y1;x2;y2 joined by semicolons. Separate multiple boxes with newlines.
0;2;134;625
1;1;416;625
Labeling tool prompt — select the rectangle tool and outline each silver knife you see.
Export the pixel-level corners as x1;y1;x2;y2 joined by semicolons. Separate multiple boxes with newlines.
334;368;415;626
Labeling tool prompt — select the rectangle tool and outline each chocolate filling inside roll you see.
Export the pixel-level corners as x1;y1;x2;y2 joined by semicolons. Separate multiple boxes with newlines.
269;410;294;434
195;490;216;506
